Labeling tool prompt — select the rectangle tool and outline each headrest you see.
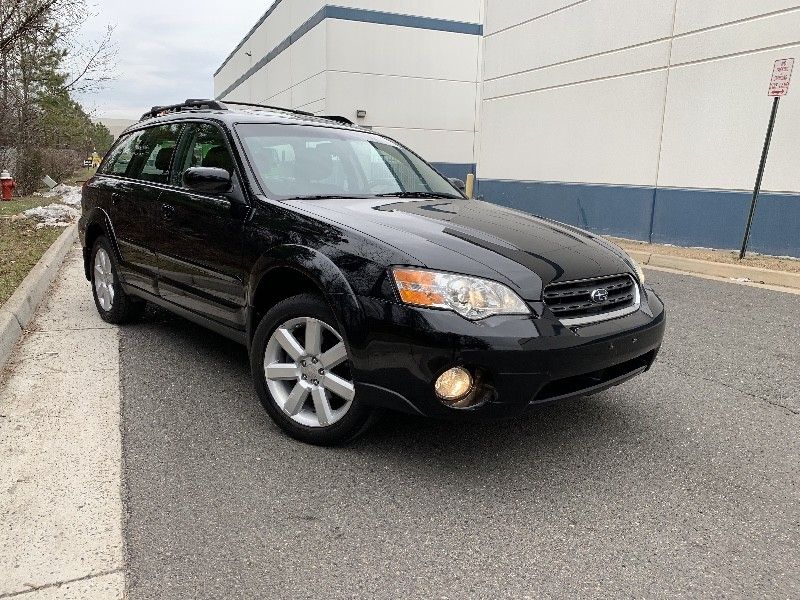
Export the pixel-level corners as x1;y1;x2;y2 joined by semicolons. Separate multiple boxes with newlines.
203;145;233;173
154;146;174;172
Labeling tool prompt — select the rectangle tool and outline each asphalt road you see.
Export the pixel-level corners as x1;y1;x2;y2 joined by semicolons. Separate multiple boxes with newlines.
119;271;799;599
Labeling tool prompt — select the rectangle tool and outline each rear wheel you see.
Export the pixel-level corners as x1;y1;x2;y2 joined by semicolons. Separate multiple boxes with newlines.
90;236;145;324
251;294;374;446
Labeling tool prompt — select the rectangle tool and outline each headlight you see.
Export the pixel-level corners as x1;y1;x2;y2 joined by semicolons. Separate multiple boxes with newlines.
391;268;530;320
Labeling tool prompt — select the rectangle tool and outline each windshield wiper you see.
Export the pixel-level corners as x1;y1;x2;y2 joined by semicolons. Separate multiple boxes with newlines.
376;191;461;199
284;194;370;200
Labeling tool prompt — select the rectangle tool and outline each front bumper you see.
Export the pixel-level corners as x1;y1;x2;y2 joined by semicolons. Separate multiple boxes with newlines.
350;286;666;419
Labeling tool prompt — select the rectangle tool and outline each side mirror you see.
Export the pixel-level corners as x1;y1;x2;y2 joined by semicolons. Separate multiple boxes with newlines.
448;177;466;194
183;167;232;194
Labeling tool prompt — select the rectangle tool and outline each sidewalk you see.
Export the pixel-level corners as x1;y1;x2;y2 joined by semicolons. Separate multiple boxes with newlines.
609;237;800;292
0;245;124;599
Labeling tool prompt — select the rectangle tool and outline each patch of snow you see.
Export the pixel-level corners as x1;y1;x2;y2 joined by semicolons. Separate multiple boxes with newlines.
23;203;80;227
42;184;82;206
58;187;82;207
18;184;82;227
730;277;752;283
42;183;73;197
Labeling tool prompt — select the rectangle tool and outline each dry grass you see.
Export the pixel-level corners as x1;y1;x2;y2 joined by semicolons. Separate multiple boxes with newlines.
609;237;800;274
0;194;52;217
65;167;96;186
0;216;62;304
0;178;84;304
0;169;90;304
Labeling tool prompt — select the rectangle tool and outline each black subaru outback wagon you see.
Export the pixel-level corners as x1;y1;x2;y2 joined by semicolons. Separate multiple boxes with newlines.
79;99;665;445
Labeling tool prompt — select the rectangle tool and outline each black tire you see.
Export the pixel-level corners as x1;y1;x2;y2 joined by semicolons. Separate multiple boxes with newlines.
90;236;146;324
251;293;374;446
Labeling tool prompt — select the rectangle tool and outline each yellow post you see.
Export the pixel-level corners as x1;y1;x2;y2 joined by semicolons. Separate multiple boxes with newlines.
465;173;475;199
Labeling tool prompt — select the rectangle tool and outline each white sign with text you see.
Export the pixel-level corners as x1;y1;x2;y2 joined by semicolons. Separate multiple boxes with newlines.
768;58;794;96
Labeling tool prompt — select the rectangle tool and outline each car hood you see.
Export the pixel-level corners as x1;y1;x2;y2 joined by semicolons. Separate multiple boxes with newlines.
284;197;633;300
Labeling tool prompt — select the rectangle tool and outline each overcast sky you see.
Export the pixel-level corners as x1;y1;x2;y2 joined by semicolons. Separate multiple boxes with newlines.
75;1;272;120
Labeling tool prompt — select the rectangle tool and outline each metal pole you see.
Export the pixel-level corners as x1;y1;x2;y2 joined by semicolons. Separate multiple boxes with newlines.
739;96;780;260
465;173;475;199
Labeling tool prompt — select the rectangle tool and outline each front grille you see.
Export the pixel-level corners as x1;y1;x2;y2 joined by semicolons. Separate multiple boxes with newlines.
543;273;638;323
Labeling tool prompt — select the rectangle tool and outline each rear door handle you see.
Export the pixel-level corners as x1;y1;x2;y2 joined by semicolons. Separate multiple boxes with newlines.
161;203;176;220
111;192;122;204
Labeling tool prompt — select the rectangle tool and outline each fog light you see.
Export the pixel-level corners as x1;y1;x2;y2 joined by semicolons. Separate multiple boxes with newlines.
435;367;473;402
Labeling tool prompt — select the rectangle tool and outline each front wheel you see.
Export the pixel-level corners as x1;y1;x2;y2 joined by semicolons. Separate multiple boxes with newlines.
251;294;374;446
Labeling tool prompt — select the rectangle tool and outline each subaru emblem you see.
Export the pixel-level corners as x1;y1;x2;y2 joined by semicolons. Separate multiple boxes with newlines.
590;288;609;303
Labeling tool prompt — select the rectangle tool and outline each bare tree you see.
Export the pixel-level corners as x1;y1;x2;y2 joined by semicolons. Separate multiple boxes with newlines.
63;24;117;93
0;0;60;54
0;0;116;192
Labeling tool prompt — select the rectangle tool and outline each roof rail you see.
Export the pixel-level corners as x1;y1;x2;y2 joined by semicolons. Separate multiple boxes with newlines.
140;98;226;121
139;98;357;126
221;100;314;117
220;101;355;125
319;115;354;125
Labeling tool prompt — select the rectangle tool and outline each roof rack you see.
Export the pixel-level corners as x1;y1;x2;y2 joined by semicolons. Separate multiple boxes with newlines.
221;100;314;118
139;98;357;126
318;115;354;125
140;98;226;121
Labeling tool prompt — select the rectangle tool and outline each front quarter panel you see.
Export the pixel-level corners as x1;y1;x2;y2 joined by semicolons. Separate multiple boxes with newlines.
244;201;421;347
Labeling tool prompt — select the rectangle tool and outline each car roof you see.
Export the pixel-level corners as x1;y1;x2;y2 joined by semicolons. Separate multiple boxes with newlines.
121;100;364;137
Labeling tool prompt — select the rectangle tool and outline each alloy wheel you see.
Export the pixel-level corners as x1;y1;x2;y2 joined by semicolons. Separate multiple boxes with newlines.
263;317;355;428
94;248;115;311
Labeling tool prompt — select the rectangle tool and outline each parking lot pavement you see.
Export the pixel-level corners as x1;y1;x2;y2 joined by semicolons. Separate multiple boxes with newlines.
119;271;799;599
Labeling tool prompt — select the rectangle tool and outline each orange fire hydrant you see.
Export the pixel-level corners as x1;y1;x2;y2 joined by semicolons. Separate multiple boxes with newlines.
1;170;15;201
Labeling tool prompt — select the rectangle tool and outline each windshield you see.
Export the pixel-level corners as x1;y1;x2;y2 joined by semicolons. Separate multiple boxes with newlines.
235;123;462;200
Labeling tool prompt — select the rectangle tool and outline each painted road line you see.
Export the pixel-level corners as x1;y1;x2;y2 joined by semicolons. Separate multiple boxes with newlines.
0;246;124;599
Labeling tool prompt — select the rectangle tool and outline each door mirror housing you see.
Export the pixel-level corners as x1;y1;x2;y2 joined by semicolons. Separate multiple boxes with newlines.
448;177;466;194
183;167;232;194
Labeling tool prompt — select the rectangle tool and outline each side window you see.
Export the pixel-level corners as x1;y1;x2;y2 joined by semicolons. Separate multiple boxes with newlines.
101;131;143;176
126;124;182;184
174;123;234;187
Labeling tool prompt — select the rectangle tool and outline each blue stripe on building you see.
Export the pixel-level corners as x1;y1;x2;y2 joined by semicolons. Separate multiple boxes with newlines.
430;162;476;180
477;180;800;258
216;6;483;100
215;0;290;77
324;6;483;35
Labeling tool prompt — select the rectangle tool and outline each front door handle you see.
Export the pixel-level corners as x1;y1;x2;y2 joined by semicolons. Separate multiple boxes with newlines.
161;203;176;220
111;192;122;204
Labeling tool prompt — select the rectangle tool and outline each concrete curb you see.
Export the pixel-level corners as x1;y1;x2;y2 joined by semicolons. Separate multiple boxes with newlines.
0;224;78;371
628;249;800;290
